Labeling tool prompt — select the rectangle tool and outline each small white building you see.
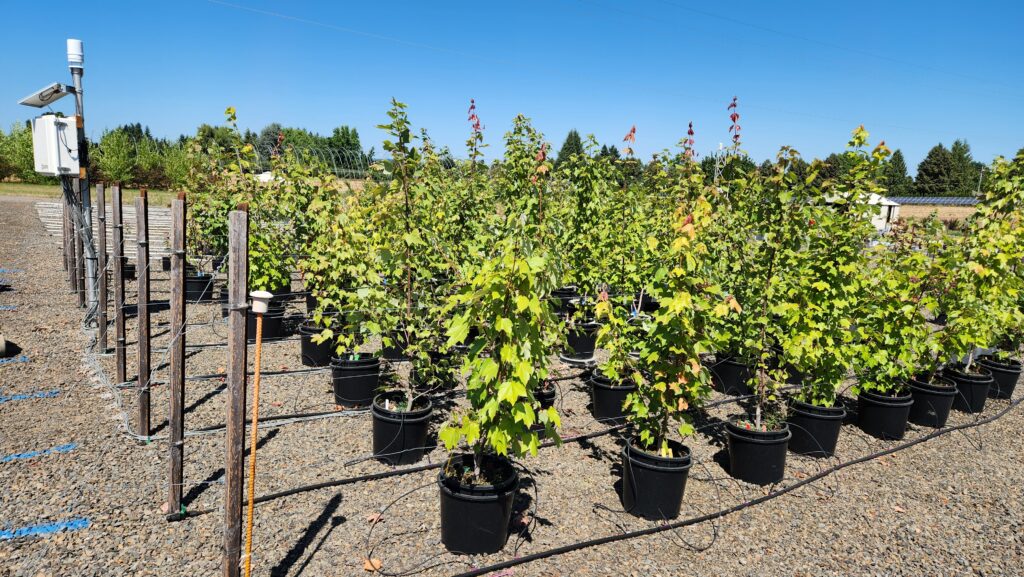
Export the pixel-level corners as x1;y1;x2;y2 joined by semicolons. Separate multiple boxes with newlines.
824;193;901;233
868;193;900;233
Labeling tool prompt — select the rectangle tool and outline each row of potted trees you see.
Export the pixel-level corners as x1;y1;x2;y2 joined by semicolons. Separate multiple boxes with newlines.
183;102;1024;554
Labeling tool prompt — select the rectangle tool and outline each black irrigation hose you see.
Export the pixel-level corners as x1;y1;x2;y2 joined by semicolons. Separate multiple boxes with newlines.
241;423;629;509
180;380;779;515
450;395;1024;577
188;407;367;434
250;463;441;507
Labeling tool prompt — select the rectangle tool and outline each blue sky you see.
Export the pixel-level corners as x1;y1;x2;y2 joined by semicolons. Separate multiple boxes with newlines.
1;0;1022;172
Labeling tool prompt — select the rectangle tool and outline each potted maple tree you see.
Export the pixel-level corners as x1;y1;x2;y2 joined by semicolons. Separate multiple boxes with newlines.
437;116;562;554
859;217;953;432
969;151;1024;399
717;146;809;485
364;101;441;464
619;194;736;519
779;129;888;454
931;227;998;415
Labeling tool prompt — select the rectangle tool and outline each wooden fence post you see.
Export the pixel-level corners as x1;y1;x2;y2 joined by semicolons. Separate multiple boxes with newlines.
136;189;151;438
223;206;249;577
112;184;127;386
74;179;85;308
167;192;187;520
97;183;108;353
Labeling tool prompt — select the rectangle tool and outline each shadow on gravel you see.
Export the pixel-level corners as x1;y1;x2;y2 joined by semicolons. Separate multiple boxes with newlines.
510;473;552;545
148;371;221;436
151;349;202;376
126;328;170;347
837;395;858;425
577;432;623;464
691;409;732;448
711;448;731;475
181;429;281;508
121;300;171;318
271;492;346;577
689;410;734;475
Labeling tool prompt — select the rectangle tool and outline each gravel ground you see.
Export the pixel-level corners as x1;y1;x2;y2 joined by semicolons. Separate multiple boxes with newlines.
1;195;1022;577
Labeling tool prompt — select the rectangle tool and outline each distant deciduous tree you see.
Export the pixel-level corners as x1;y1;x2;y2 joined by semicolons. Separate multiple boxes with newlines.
196;124;237;151
699;153;756;184
256;123;284;155
820;152;860;182
328;126;361;153
0;129;13;181
1;122;48;183
95;129;136;184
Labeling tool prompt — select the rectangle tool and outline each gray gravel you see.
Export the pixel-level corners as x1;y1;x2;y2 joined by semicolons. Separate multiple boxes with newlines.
1;194;1022;577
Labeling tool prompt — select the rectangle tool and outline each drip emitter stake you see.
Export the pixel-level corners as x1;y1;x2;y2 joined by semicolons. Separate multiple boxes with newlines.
243;291;272;577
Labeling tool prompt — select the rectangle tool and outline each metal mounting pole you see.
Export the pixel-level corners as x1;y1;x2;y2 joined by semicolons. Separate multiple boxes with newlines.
97;182;108;352
69;39;98;323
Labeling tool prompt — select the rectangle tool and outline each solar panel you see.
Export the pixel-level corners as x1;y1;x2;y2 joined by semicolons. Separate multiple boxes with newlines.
887;196;979;206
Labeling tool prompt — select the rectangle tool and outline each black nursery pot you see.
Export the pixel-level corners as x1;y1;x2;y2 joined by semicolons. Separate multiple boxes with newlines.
439;453;519;555
787;399;845;458
944;364;994;414
710;356;754;396
330;354;381;407
726;421;791;485
977;356;1021;399
246;304;286;342
621;439;692;520
380;332;411;362
590;372;636;423
564;321;600;360
532;384;558;434
908;376;956;428
551;285;579;316
185;273;215;303
537;384;557;409
298;324;333;367
268;282;293;304
634;292;660;313
372;391;433;465
858;389;913;440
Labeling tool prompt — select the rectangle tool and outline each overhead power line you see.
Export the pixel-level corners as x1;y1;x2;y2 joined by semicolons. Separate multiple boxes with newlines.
203;0;977;143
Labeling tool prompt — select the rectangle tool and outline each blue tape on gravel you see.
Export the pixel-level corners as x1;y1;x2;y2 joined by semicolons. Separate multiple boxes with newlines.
0;355;30;366
1;443;78;464
0;305;16;311
0;389;59;404
0;518;90;540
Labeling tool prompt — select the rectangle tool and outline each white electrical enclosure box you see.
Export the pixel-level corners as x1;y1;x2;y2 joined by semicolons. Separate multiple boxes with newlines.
31;114;80;176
